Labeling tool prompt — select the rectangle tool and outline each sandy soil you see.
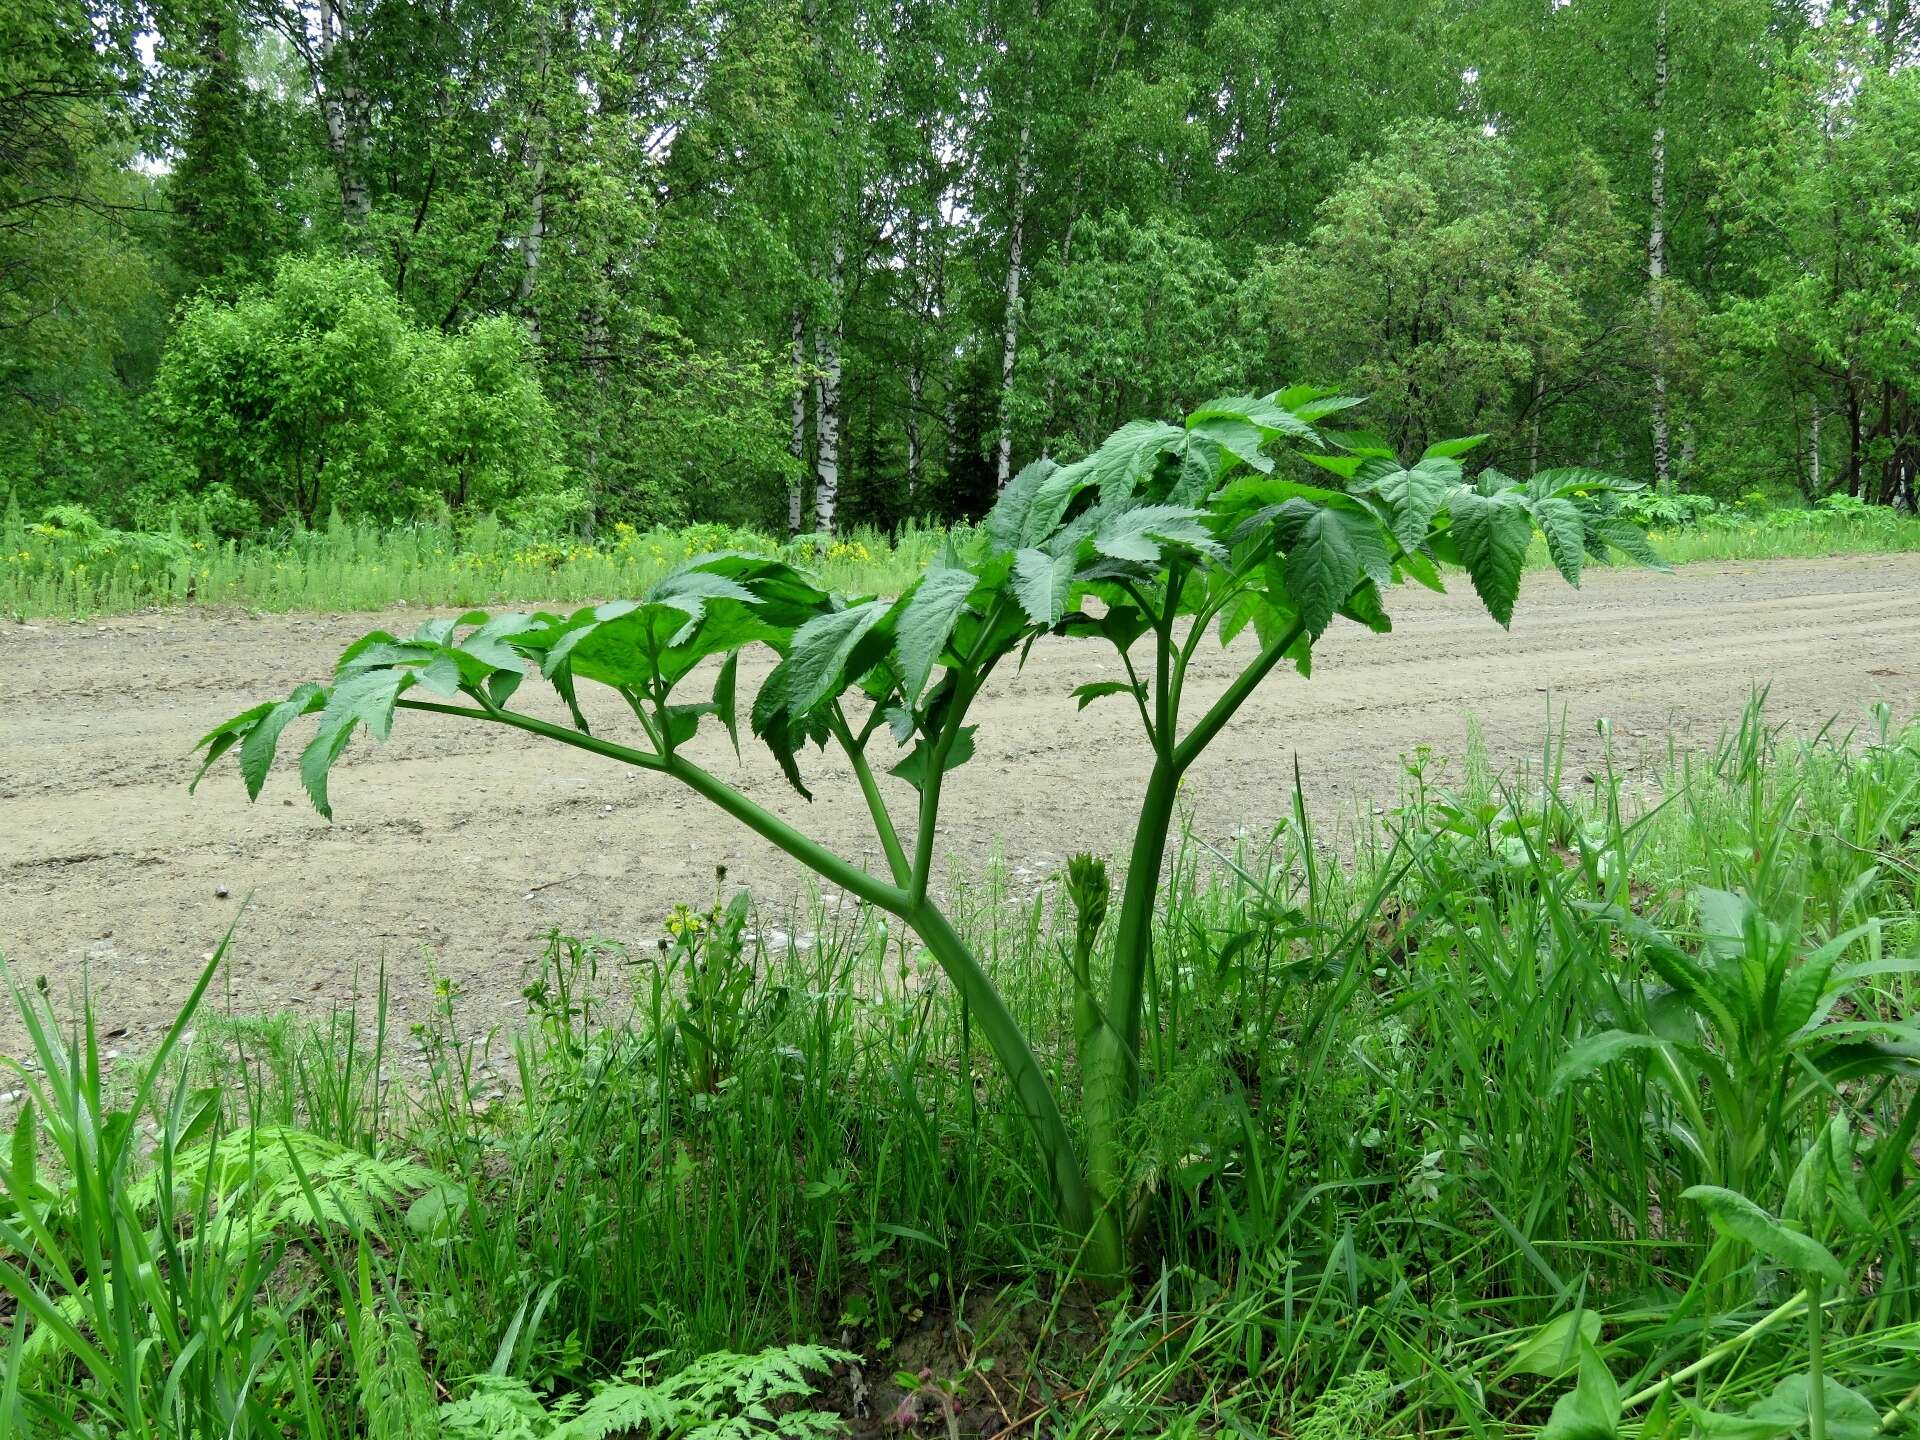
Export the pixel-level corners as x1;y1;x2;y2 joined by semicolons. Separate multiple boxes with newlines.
4;553;1918;1057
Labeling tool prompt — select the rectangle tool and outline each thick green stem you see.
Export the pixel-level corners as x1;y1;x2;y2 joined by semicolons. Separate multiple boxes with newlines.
1070;755;1182;1283
832;706;910;886
907;901;1093;1234
1106;757;1180;1068
398;696;1093;1236
1173;618;1307;774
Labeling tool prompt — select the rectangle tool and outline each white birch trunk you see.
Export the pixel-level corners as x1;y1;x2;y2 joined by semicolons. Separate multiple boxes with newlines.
813;240;846;534
313;0;370;233
906;360;924;510
1648;0;1672;493
517;157;546;347
789;310;807;535
994;119;1032;491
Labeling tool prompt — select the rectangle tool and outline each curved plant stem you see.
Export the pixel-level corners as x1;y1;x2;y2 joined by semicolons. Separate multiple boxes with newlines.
907;900;1093;1233
396;696;1095;1232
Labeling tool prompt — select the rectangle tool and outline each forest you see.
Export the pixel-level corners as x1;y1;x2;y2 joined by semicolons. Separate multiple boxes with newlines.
6;0;1919;545
8;4;1920;1437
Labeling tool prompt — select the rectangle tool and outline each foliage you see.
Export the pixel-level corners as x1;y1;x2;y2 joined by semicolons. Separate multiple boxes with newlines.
151;254;570;526
7;0;1920;533
1012;212;1264;456
191;389;1660;1281
8;694;1920;1436
1716;61;1920;506
438;1345;853;1439
1266;120;1641;466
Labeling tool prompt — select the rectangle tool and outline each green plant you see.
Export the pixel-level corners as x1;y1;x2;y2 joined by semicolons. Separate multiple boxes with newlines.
436;1342;853;1439
0;941;343;1438
661;884;769;1096
192;388;1661;1282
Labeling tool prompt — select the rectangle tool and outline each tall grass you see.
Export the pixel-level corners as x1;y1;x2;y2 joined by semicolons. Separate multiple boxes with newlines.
0;502;961;619
5;492;1918;619
3;697;1917;1436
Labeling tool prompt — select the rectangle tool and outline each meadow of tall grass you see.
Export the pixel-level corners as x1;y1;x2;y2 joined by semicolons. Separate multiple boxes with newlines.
5;493;1919;620
2;697;1917;1437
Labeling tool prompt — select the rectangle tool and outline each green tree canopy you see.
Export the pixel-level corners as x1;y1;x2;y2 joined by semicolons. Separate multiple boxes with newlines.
152;254;569;527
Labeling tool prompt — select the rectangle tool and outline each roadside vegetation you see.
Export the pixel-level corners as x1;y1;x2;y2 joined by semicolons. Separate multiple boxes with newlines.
4;696;1916;1437
7;491;1920;622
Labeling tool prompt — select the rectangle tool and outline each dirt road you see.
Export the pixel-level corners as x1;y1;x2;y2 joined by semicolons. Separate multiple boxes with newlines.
4;554;1918;1055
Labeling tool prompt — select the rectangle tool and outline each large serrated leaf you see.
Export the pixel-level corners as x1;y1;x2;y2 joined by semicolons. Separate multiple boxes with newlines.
299;669;411;818
775;599;892;719
894;565;978;704
1012;548;1077;625
1092;504;1220;565
1448;488;1534;626
239;683;327;800
985;457;1056;554
1356;457;1460;552
1284;505;1391;638
1421;433;1490;460
1530;496;1587;586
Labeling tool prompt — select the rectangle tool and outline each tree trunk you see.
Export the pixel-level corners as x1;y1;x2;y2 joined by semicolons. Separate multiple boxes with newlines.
1846;387;1863;498
789;310;808;535
1648;0;1672;494
814;239;846;534
1529;370;1544;476
1809;403;1821;496
316;0;371;237
906;359;924;512
517;156;546;347
994;119;1031;491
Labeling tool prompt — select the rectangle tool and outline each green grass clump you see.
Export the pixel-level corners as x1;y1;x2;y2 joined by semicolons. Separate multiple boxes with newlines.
3;696;1918;1437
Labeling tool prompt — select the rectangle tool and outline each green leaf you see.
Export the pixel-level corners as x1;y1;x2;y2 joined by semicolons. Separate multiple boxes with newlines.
775;600;892;719
711;653;741;758
1744;1374;1880;1440
238;683;327;800
1355;457;1461;552
1422;433;1490;459
1550;1030;1673;1093
8;1101;35;1203
895;565;978;704
889;726;977;793
189;701;274;793
1082;419;1186;500
1317;427;1398;458
1013;547;1077;626
1071;680;1142;712
1681;1185;1846;1283
1448;488;1534;626
1775;950;1838;1037
985;457;1057;553
1275;388;1366;424
1189;393;1318;442
1531;496;1588;586
299;669;411;819
1189;416;1273;473
1589;517;1670;570
405;1183;468;1239
1284;505;1392;638
1092;504;1221;565
1511;1310;1603;1378
1541;1342;1621;1440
